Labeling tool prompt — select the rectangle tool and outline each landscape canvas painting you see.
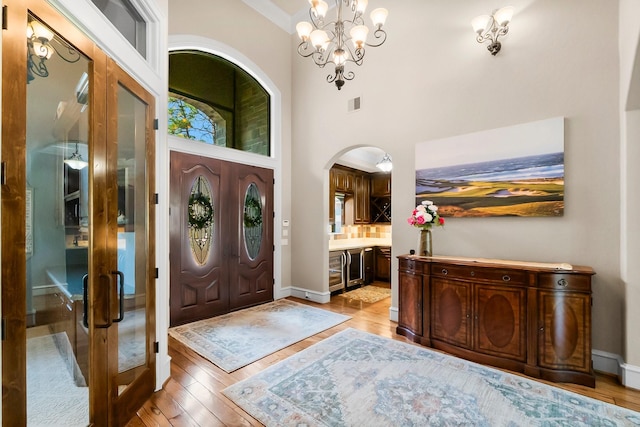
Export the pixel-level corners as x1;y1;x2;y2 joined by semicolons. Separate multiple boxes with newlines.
415;117;564;217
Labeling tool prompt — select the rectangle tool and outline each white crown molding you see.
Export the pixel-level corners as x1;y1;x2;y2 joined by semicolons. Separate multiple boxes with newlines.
242;0;293;33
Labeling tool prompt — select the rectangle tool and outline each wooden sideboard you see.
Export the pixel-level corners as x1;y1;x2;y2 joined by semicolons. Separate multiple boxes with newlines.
397;255;596;387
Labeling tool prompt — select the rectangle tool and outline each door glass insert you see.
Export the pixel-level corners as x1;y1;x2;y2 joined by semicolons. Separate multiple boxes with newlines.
188;175;214;265
26;12;90;425
243;183;263;260
115;83;148;394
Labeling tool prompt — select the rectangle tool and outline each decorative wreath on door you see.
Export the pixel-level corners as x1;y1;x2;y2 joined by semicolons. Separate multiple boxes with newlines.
243;196;263;228
188;193;214;229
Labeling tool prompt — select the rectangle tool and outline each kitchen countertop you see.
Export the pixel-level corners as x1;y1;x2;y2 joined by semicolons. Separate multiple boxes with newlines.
329;238;391;251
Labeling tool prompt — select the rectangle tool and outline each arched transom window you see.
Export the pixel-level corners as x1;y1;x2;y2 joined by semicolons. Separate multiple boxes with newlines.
168;50;270;156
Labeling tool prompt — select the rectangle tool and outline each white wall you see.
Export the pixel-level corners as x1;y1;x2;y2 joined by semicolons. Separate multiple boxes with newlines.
291;0;627;363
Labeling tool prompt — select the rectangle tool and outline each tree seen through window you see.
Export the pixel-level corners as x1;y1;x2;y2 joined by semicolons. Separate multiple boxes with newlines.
168;96;218;144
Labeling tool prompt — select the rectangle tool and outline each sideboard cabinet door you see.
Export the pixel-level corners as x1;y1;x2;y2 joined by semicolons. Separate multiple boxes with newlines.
431;278;471;349
398;270;423;337
538;290;592;373
475;284;527;362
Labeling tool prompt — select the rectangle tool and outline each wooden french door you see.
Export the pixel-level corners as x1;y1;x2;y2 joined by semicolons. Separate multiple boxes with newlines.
1;1;156;425
169;151;273;326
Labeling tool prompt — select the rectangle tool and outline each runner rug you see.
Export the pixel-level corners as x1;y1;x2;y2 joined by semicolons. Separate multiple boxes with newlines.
223;328;640;426
168;299;350;372
336;285;391;303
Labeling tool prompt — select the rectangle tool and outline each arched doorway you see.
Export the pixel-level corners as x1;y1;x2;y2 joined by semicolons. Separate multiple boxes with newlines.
328;147;393;295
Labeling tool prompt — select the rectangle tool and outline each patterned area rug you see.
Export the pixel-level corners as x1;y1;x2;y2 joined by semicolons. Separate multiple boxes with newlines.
168;299;350;372
336;286;391;303
223;328;640;426
27;333;89;427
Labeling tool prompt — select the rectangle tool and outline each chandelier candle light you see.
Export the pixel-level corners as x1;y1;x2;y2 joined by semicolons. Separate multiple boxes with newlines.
296;0;388;90
407;201;445;257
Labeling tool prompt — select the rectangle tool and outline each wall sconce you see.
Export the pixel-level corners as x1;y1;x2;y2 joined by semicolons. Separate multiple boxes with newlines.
471;6;514;56
27;17;81;83
376;153;392;172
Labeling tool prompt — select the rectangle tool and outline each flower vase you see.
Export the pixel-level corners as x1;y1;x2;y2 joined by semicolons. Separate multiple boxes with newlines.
418;228;432;257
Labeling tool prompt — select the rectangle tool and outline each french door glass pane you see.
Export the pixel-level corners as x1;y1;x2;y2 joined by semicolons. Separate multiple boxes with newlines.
26;13;90;426
116;83;148;394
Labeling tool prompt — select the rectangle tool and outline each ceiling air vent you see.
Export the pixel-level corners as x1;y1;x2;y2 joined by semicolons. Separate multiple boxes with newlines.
348;96;361;112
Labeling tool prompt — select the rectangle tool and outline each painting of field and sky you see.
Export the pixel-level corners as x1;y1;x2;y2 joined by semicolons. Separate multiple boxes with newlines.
415;117;564;217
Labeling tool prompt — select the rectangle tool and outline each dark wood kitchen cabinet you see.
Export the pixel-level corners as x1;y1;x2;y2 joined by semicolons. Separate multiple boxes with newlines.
375;246;391;281
354;173;370;224
370;173;391;197
397;255;595;387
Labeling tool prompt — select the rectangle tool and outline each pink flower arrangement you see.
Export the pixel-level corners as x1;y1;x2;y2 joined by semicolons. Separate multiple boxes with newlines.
407;200;445;230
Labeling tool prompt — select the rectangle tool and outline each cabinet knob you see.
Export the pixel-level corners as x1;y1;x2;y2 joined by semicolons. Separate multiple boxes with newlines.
539;326;544;332
557;278;568;287
442;268;448;275
502;275;511;282
466;314;470;318
470;271;475;277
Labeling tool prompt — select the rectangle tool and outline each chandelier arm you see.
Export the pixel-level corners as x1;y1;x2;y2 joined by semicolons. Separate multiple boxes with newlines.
342;43;365;66
49;38;82;64
27;51;49;78
365;28;387;48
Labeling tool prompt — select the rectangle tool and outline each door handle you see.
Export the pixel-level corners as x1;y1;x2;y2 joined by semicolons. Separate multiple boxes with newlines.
82;274;89;328
112;270;125;323
95;273;113;329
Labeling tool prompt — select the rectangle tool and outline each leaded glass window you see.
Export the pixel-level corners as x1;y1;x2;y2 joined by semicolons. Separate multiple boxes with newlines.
243;183;263;260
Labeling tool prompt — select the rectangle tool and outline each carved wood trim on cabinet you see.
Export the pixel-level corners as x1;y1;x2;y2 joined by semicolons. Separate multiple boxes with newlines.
397;255;596;387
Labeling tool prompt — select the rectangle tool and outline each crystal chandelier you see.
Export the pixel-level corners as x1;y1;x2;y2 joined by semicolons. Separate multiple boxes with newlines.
295;0;388;90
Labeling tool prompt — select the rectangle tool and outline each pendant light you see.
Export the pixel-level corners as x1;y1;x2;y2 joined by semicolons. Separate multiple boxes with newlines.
64;142;88;170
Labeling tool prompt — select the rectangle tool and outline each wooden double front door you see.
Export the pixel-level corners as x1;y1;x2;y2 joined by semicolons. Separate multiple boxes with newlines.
169;151;274;326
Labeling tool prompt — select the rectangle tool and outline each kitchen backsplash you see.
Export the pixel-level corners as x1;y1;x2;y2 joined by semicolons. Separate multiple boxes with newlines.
330;224;392;240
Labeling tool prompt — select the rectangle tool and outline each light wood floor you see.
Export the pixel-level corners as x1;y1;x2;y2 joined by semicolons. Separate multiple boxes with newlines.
127;289;640;426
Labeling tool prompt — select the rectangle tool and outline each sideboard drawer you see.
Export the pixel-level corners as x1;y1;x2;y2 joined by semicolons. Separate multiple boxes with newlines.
538;273;591;292
431;263;526;284
399;258;425;274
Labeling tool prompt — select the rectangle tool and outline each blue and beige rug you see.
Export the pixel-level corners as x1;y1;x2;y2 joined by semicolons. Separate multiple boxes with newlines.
223;328;640;426
168;299;350;372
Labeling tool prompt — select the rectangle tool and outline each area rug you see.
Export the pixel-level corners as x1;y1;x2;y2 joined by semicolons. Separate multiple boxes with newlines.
168;299;350;372
27;333;89;427
223;328;640;426
336;285;391;303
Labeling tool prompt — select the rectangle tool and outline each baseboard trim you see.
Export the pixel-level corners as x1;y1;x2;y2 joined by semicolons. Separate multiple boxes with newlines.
592;349;640;390
592;349;624;376
621;361;640;390
389;305;398;323
285;286;331;304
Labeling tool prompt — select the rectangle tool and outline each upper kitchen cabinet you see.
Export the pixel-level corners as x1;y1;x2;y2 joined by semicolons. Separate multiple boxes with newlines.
330;165;371;225
354;172;370;224
332;166;355;193
371;173;391;197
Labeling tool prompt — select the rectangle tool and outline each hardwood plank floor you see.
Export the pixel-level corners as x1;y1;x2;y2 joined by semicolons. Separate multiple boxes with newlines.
127;290;640;425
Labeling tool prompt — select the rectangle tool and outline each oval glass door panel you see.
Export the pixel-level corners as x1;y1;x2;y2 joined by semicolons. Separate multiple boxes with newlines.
188;175;214;265
243;183;263;260
116;83;148;394
26;13;90;425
